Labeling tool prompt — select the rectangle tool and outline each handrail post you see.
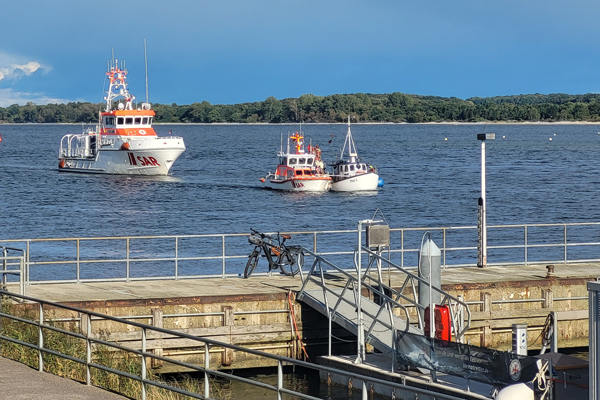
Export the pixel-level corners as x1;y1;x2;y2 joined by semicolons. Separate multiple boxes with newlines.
141;327;147;400
277;359;283;400
2;248;7;290
126;238;130;282
313;232;317;254
524;226;528;265
76;239;80;284
19;257;25;296
442;228;447;267
26;240;30;286
400;229;405;269
204;343;210;399
222;235;226;278
38;302;44;372
174;237;179;280
564;224;567;263
86;313;91;385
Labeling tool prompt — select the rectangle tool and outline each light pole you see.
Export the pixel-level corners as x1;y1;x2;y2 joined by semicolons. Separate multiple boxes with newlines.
355;218;382;364
477;133;495;268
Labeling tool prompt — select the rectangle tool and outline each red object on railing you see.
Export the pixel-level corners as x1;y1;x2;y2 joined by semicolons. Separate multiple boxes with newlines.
424;305;452;341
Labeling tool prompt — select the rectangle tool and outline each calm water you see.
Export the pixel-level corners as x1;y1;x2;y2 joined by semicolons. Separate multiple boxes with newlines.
2;123;600;241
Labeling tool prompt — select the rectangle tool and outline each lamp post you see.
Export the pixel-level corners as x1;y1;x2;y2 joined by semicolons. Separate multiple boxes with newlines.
355;218;382;364
477;133;495;268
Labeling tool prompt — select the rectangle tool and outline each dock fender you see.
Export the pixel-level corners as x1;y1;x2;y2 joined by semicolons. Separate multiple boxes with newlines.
495;383;534;400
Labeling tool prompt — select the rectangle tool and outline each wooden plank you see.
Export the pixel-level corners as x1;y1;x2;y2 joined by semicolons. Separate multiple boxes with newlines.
99;323;292;341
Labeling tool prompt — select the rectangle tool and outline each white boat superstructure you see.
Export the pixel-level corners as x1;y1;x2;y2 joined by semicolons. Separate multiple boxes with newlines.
330;117;379;191
261;131;332;192
58;55;185;175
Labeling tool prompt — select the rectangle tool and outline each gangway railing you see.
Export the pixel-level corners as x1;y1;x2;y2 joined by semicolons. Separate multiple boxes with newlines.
360;246;471;341
0;290;485;400
296;246;471;371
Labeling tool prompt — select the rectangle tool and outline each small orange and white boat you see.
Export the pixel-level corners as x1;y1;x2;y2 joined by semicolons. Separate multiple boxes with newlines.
261;130;332;192
58;55;185;175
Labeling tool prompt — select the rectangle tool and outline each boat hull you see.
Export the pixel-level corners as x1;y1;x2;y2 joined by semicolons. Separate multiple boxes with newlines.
59;146;185;175
264;177;331;192
331;172;379;192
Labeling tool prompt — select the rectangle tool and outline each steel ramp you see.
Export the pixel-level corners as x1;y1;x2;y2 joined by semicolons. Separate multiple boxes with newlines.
299;287;423;355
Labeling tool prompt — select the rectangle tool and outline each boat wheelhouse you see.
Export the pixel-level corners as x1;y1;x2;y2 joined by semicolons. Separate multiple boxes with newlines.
262;131;331;192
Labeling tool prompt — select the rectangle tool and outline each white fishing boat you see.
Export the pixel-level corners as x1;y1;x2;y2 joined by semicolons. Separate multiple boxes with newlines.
330;117;380;191
58;52;185;175
261;131;332;192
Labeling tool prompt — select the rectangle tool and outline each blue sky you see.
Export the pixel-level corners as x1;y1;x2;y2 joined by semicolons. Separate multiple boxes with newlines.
1;0;599;107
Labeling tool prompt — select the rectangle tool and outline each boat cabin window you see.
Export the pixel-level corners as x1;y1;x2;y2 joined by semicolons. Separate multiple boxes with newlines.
289;158;297;165
135;117;142;124
295;170;302;176
117;117;124;125
299;158;306;165
104;117;115;126
142;117;148;124
125;118;133;125
307;157;313;164
350;165;355;171
344;165;348;172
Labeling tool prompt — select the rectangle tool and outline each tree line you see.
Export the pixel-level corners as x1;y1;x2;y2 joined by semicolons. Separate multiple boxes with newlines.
3;92;600;124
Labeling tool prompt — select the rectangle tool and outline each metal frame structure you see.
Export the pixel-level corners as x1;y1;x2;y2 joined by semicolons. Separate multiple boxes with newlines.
0;290;485;400
1;222;600;289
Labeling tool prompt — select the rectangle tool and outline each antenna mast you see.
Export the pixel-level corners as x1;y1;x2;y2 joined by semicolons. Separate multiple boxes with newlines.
144;38;149;103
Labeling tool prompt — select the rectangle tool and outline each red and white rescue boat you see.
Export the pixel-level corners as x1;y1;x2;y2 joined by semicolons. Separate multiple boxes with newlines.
58;57;185;175
261;131;332;192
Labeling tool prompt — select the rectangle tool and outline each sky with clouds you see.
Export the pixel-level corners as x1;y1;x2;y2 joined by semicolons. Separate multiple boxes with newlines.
1;0;600;107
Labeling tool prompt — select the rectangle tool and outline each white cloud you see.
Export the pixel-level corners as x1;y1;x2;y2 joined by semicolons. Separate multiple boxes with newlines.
0;61;43;81
0;88;73;107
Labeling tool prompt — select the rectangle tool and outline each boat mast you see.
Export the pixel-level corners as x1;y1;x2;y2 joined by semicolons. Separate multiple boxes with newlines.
342;116;358;162
144;38;149;104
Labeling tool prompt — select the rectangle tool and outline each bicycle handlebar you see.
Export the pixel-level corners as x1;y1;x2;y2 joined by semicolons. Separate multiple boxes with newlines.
250;228;276;241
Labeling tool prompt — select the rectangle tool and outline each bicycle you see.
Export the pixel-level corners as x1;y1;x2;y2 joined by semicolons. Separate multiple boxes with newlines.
244;229;304;278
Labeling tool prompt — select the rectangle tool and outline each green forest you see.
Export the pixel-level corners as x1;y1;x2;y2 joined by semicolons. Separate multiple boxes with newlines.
2;92;600;124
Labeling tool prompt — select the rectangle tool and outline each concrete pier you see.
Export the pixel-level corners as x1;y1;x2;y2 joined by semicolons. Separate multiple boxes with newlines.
6;261;597;372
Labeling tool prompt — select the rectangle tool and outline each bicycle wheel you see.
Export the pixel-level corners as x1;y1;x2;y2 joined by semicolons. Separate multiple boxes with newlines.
278;248;304;276
244;249;260;278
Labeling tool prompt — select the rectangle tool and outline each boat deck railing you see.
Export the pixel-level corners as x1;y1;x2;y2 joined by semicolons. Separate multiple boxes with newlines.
1;221;600;289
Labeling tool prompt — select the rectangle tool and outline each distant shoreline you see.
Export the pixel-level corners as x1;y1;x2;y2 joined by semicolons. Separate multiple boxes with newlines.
2;121;600;126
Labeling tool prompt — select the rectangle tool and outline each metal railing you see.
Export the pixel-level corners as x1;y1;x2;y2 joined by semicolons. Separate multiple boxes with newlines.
1;221;599;288
0;290;486;400
1;247;25;295
296;246;471;367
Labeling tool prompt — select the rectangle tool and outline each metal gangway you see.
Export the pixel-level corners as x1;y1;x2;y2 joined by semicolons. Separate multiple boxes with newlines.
296;245;472;371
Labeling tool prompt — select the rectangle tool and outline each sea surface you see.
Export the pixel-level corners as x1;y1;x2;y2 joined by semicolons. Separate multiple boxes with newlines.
2;123;600;241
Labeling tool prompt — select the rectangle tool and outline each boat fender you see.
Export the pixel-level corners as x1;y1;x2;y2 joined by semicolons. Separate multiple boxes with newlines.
120;142;130;150
259;177;265;182
378;178;384;187
495;383;534;400
58;159;65;169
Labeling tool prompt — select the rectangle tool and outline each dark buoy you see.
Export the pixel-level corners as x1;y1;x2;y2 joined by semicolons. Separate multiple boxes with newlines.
377;178;384;187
